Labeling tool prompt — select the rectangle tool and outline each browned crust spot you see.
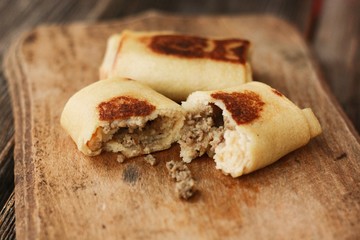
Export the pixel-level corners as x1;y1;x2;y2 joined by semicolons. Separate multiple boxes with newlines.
211;91;265;125
98;96;155;121
148;35;250;64
272;89;283;97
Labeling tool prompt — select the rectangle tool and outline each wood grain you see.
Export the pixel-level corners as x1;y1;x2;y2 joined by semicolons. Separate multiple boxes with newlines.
0;140;14;208
4;12;360;240
0;191;15;240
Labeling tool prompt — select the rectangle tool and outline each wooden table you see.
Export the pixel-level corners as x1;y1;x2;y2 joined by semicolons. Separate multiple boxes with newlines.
0;0;359;239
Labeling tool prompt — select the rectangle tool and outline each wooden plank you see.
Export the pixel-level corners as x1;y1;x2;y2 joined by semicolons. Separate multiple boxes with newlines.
4;12;360;239
0;0;316;237
312;0;360;132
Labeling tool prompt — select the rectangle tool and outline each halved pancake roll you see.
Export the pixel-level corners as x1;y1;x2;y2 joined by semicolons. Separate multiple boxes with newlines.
179;81;322;177
61;77;184;157
100;30;252;101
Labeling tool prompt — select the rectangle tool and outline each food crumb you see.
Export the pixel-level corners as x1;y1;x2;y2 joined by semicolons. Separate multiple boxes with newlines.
144;154;157;166
116;153;126;163
166;160;196;200
176;178;195;199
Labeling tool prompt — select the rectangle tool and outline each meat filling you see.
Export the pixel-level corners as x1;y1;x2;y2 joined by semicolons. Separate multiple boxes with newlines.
87;116;175;157
179;104;225;163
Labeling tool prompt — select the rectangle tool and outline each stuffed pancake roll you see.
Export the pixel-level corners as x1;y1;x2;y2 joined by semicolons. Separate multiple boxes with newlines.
179;81;322;177
100;30;252;101
61;77;184;157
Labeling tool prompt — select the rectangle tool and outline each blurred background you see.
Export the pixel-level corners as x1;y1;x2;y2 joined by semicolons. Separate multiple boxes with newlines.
0;0;359;238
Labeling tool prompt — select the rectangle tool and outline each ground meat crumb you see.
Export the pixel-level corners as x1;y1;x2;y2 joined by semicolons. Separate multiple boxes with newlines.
176;179;195;199
144;154;157;166
116;153;126;163
166;160;196;200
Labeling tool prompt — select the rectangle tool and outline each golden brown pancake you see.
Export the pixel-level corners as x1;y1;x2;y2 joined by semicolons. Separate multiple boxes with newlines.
61;77;184;157
100;30;253;101
178;81;322;177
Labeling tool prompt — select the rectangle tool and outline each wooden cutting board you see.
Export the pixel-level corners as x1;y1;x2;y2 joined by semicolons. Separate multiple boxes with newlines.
4;11;360;240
